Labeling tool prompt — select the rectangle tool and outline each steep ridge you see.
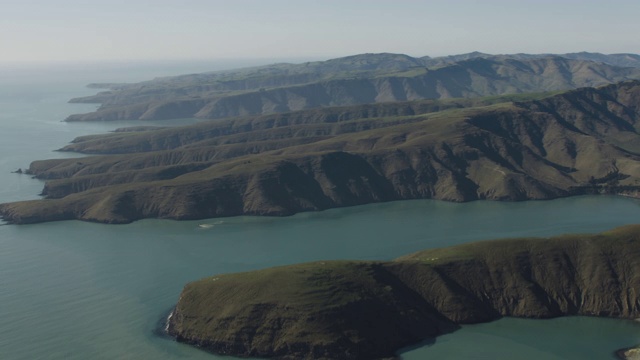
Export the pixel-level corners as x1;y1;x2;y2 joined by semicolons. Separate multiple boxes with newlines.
2;82;640;224
64;56;640;122
166;225;640;360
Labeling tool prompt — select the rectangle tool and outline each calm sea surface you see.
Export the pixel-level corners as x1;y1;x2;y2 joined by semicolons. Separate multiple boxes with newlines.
0;62;639;360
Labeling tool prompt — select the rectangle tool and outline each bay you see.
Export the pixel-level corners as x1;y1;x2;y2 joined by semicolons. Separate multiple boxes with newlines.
0;62;639;360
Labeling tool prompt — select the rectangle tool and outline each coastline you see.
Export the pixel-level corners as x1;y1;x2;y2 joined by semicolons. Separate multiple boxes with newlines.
3;57;640;360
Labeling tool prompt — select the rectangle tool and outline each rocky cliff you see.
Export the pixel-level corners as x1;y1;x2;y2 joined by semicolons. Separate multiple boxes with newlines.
3;82;640;224
167;225;640;359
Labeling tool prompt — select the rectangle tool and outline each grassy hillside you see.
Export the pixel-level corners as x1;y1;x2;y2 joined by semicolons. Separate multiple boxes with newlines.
2;82;640;224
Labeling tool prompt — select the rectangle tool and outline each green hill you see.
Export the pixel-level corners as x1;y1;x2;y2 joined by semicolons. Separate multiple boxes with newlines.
167;225;640;359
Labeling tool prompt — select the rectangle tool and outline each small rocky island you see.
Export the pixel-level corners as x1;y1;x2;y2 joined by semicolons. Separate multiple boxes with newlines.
167;225;640;359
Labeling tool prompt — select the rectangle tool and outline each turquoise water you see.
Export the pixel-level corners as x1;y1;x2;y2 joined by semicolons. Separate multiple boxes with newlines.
401;317;640;359
1;63;639;359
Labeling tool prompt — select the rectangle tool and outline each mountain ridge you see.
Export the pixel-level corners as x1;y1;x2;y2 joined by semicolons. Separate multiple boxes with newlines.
3;81;640;224
65;53;640;122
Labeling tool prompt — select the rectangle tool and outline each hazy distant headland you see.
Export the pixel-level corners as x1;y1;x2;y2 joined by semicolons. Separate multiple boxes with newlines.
64;52;640;122
3;52;640;224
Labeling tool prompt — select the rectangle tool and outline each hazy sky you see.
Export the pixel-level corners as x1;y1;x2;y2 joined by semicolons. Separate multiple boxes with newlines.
1;0;639;64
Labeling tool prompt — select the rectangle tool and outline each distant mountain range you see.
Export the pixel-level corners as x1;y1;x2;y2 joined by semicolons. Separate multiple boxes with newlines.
4;80;640;224
65;52;640;122
422;51;640;68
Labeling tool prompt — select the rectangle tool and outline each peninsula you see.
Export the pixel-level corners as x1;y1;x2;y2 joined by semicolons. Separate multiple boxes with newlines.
167;225;640;359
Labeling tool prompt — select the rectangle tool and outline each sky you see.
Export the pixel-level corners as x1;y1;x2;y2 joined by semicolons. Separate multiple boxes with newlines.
1;0;639;64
